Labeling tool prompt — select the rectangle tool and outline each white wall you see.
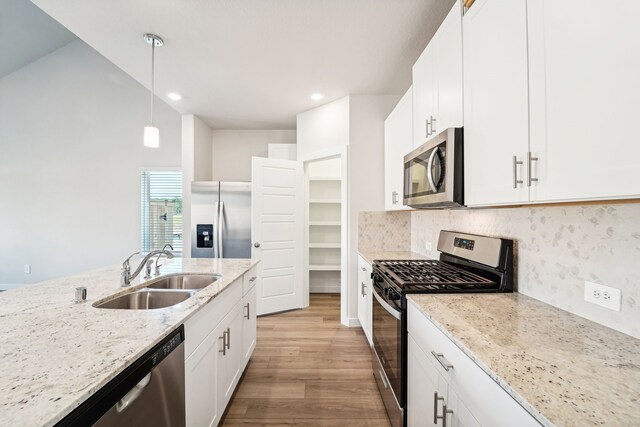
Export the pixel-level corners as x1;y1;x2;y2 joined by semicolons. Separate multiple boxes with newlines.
296;96;350;158
0;40;181;286
211;129;296;182
346;95;400;324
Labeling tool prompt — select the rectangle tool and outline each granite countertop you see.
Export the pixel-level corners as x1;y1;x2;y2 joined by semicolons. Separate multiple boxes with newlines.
408;293;640;427
357;250;428;265
0;257;258;427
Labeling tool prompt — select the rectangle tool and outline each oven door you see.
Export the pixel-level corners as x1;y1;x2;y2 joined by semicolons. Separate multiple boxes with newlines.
372;284;404;427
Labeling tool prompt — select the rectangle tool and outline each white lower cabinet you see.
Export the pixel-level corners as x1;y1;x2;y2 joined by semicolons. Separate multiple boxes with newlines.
185;323;221;427
408;335;479;427
357;255;373;346
408;303;540;427
242;285;257;365
185;269;258;427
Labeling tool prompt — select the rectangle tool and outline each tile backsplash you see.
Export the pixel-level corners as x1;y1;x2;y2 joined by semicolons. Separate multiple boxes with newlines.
359;204;640;339
358;211;411;252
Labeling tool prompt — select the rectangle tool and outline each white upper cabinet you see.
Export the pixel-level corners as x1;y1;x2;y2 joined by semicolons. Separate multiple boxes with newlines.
413;0;463;149
384;87;413;211
527;0;640;203
463;0;530;207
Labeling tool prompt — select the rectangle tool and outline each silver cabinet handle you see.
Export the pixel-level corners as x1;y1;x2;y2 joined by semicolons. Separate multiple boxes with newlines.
360;266;366;271
431;351;454;371
249;276;257;282
434;392;453;427
512;156;523;188
426;118;431;138
244;302;250;320
361;282;367;297
527;151;539;187
226;327;231;350
431;116;437;135
218;331;227;356
434;392;445;424
392;191;398;205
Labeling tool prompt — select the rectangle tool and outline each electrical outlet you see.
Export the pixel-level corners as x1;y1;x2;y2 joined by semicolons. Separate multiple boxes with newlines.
584;281;621;311
24;264;31;274
425;241;433;252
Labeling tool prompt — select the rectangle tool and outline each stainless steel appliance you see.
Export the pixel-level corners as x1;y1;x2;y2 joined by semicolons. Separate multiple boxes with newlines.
371;231;514;427
404;127;463;208
57;326;185;427
191;181;251;258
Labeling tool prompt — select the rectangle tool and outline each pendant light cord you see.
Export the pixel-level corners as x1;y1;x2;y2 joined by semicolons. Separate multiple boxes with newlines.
150;40;155;125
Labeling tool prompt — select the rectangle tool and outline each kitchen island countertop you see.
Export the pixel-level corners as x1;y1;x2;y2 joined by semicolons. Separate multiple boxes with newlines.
408;293;640;426
0;257;257;427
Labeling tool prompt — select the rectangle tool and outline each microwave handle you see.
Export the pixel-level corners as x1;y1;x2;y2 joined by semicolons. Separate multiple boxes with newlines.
427;148;439;193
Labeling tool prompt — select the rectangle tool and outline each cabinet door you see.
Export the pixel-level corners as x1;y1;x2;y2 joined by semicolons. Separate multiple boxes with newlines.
217;302;244;412
434;0;463;133
185;329;220;427
413;43;437;148
527;0;640;202
357;256;373;345
408;334;448;427
242;286;257;366
384;88;413;211
447;387;481;427
463;0;530;206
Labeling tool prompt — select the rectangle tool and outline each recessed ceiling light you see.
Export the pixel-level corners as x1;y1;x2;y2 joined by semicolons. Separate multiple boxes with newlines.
310;93;324;101
167;92;182;101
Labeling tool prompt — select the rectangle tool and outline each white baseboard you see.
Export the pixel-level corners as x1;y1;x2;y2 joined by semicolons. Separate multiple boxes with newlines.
309;284;341;293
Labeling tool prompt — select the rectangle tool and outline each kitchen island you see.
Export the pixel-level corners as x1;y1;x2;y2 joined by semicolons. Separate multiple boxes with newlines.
0;257;258;427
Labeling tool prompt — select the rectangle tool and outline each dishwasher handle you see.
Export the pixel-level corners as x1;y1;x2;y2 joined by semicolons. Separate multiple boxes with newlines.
116;373;151;413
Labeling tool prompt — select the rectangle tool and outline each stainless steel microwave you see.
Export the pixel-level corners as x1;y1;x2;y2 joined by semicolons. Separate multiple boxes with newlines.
403;127;463;208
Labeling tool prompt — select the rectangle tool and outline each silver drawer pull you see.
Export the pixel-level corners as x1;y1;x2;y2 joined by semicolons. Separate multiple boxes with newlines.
431;351;454;371
249;276;257;282
527;151;539;187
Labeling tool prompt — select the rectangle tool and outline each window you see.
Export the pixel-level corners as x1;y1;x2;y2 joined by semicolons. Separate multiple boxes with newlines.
141;171;183;254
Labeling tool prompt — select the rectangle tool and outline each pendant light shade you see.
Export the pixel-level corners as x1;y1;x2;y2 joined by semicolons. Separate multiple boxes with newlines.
144;125;160;148
143;33;163;148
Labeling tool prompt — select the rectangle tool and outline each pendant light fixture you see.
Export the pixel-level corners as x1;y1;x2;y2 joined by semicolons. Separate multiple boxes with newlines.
143;33;163;148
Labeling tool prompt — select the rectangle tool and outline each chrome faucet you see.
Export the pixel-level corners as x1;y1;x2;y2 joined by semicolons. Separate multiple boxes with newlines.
154;244;174;275
121;249;174;286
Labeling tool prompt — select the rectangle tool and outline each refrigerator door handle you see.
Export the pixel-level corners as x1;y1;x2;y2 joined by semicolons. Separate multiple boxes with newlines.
213;201;220;258
218;201;224;258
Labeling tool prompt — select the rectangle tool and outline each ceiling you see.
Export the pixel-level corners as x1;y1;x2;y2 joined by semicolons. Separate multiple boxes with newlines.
31;0;454;129
0;0;76;79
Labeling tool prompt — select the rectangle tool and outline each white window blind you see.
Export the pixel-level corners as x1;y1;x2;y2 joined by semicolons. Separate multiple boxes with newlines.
141;171;183;254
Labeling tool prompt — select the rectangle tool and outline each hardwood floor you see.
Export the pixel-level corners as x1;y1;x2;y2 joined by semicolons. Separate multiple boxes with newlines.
221;294;391;426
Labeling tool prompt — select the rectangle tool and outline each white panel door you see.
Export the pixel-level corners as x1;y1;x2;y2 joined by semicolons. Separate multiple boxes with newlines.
384;87;413;211
251;157;304;315
528;0;640;202
463;0;530;206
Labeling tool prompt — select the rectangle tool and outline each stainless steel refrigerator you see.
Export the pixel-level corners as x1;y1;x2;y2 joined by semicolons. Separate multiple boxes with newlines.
191;181;251;258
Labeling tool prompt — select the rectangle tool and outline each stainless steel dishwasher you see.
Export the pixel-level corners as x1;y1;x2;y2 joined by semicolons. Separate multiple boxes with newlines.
57;325;185;427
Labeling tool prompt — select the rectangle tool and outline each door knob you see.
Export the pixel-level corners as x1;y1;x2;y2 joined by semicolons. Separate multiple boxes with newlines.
254;242;261;248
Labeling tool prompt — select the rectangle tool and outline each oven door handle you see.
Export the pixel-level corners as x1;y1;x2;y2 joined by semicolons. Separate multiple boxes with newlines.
373;289;401;320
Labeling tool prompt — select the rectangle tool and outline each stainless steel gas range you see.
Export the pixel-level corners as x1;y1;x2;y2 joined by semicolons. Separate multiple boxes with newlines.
370;230;514;427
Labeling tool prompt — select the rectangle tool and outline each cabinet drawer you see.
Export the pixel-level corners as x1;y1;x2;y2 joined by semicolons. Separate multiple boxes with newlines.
242;265;258;295
185;279;242;359
408;302;540;427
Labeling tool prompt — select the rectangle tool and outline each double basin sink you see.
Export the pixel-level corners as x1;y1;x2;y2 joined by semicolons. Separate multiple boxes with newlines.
94;274;220;310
